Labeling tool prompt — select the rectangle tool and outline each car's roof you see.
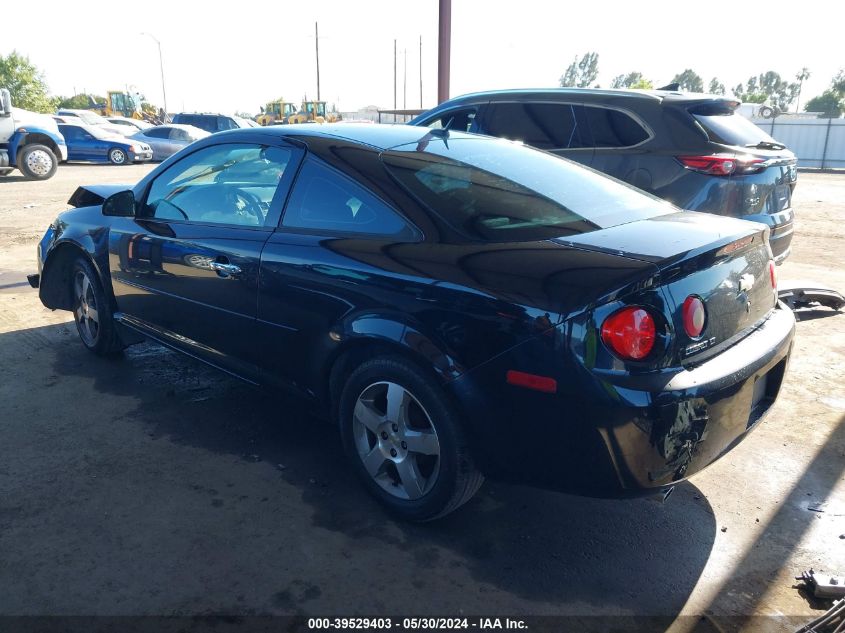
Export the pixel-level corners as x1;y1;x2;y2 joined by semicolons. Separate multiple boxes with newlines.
432;87;737;106
58;108;102;114
229;123;452;150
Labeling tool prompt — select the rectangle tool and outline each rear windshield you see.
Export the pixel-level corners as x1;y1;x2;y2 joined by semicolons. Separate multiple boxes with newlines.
690;105;778;147
382;135;675;242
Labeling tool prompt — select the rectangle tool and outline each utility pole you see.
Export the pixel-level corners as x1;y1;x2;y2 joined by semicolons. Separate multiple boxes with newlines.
315;22;321;102
403;48;407;110
419;36;423;108
141;32;168;120
437;0;451;103
393;39;397;111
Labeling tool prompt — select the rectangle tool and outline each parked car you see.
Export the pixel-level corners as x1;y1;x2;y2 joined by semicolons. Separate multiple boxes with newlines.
129;124;209;161
107;116;153;132
411;89;798;263
171;112;254;134
56;108;134;136
30;125;794;521
57;123;152;165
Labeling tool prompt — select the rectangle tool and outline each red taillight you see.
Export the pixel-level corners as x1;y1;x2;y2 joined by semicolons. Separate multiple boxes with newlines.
600;307;656;361
678;154;764;176
505;370;557;394
769;260;777;290
682;295;706;338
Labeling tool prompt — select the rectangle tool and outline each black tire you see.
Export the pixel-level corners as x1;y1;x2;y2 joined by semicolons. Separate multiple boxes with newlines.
18;144;58;180
71;257;124;356
338;355;484;521
108;148;128;165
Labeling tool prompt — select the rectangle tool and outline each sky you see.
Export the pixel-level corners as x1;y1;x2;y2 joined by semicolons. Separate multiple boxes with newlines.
3;0;843;116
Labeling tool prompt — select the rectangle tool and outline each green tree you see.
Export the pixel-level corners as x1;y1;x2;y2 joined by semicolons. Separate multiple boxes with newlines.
708;78;726;95
733;72;799;110
57;93;106;109
832;69;845;94
804;69;845;118
794;67;811;112
670;69;704;92
560;52;599;88
0;50;57;113
610;72;653;89
805;91;844;118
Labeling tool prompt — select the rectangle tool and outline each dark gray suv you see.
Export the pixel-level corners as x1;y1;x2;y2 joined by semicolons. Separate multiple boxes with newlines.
411;89;797;262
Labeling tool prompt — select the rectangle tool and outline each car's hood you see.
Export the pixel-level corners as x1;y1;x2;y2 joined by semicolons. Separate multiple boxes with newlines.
12;108;61;134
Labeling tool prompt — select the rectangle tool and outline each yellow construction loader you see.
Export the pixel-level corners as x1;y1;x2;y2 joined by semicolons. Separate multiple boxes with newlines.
289;100;341;124
257;99;298;126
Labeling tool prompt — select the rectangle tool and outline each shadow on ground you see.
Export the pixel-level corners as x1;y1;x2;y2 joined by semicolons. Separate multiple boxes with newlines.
2;323;720;617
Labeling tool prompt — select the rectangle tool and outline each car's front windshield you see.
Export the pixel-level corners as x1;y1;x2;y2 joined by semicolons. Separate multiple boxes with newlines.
87;125;117;140
73;110;107;125
184;126;210;140
383;134;676;242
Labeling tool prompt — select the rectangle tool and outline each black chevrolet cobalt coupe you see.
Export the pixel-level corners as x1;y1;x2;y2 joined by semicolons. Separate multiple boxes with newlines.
31;124;795;520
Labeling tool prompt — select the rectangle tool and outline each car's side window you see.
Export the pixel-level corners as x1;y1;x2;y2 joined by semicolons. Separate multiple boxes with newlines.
145;128;170;139
143;143;294;227
423;107;477;133
480;102;589;150
282;158;415;239
170;129;189;141
583;106;650;147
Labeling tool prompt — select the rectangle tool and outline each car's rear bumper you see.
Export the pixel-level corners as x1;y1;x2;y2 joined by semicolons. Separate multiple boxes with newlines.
447;305;795;497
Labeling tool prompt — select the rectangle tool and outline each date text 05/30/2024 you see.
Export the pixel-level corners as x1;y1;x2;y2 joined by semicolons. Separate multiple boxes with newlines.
307;618;528;630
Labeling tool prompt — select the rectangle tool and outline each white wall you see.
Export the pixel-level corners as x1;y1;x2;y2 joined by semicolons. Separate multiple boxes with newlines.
753;117;845;169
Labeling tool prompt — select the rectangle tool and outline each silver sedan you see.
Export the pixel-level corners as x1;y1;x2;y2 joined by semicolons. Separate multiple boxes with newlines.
129;124;210;161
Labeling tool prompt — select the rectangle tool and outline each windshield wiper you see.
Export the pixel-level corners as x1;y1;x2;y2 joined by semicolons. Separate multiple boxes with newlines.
745;141;786;150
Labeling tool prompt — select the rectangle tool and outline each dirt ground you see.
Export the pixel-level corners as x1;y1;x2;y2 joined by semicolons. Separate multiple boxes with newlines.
0;165;843;630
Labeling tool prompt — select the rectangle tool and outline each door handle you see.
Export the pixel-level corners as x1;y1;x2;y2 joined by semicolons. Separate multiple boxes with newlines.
209;261;242;276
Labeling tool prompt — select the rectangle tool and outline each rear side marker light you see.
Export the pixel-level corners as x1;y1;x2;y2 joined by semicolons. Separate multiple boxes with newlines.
769;260;777;290
682;295;706;338
506;370;557;394
600;307;656;361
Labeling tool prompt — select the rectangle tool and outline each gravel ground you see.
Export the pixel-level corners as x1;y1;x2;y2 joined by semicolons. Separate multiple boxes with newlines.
0;165;843;630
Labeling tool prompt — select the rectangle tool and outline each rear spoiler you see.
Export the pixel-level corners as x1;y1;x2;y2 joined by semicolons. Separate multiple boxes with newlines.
68;184;133;208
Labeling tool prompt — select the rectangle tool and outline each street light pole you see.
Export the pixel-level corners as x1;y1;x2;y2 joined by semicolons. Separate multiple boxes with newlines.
141;32;168;121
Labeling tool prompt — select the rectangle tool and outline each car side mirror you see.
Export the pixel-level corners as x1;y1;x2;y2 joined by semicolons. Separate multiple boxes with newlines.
102;190;136;217
0;89;11;117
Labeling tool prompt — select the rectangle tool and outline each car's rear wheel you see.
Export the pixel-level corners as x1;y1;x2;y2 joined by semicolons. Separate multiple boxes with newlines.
19;144;58;180
71;257;123;356
109;148;128;165
339;356;484;521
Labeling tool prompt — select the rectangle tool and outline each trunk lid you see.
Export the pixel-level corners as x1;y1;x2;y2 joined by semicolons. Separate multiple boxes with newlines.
560;211;778;364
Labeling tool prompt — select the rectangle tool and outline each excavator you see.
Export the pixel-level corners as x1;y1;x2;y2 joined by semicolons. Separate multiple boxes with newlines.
257;99;298;126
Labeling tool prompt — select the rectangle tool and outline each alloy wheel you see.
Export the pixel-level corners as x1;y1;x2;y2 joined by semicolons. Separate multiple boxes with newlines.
73;270;100;346
352;381;441;500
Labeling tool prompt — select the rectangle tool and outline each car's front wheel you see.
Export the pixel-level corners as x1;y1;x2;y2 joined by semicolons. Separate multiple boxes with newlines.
19;144;58;180
108;148;128;165
339;356;484;521
71;257;123;356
